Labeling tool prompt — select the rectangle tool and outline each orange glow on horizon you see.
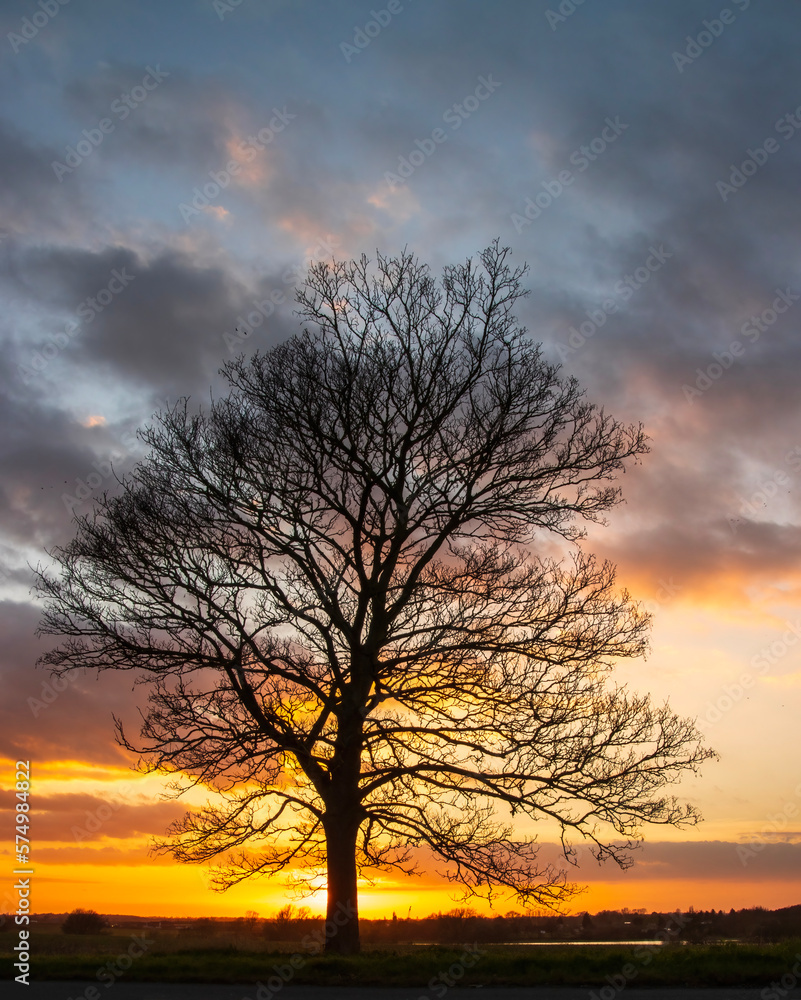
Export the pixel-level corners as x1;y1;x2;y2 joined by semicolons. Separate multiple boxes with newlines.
3;857;800;920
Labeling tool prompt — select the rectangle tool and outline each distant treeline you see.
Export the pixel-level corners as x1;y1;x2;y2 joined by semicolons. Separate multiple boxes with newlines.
21;904;801;944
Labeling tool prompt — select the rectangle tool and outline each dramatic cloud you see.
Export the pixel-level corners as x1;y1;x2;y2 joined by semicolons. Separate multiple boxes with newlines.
1;0;799;917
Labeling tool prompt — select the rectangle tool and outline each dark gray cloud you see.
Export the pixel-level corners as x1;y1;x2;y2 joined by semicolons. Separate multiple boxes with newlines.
58;62;242;174
3;243;298;395
0;788;187;844
0;356;121;550
574;840;801;882
0;121;90;239
0;600;148;766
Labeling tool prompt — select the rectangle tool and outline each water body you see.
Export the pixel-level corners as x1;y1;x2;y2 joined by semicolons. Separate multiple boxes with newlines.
409;939;665;946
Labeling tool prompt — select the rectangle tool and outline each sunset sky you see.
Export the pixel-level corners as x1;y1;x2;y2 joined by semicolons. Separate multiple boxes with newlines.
1;0;800;921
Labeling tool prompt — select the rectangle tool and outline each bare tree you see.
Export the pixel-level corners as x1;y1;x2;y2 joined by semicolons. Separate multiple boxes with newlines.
37;242;714;955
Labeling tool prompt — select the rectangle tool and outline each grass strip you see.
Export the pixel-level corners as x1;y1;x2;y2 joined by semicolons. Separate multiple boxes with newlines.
2;940;801;987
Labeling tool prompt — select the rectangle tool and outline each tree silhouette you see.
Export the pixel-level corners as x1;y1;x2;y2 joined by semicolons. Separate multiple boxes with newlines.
37;242;714;954
62;909;109;934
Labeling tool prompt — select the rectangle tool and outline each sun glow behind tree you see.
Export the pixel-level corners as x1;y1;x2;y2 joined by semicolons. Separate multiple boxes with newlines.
36;243;715;953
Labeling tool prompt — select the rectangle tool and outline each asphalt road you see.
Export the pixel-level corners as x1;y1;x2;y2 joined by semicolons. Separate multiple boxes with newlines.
11;987;801;1000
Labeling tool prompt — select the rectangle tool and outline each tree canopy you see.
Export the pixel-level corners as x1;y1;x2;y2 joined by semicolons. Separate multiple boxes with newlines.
62;909;109;935
37;242;715;953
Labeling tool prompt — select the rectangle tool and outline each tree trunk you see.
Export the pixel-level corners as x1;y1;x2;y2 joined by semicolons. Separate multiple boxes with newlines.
323;692;367;955
323;810;361;954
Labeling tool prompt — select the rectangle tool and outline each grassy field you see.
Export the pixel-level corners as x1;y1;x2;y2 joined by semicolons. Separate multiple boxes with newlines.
2;929;801;988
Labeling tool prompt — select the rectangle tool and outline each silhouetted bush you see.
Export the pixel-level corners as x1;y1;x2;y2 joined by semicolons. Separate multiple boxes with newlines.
62;908;109;934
